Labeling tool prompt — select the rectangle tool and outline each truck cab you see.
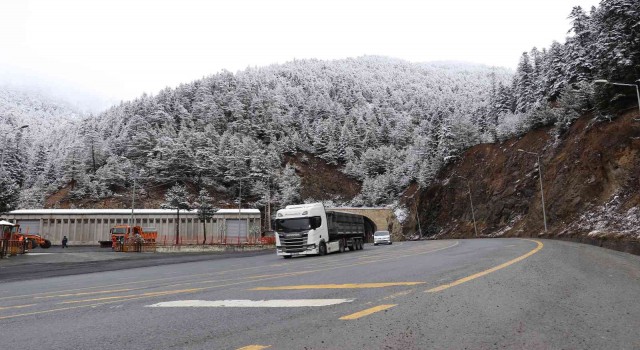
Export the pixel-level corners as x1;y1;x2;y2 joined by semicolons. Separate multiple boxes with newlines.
275;203;326;257
274;203;366;258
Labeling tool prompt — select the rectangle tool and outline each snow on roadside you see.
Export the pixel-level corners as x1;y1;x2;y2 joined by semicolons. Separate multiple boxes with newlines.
563;195;640;240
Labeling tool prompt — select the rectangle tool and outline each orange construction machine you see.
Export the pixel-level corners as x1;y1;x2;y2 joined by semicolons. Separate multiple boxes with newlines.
110;225;158;249
22;233;52;249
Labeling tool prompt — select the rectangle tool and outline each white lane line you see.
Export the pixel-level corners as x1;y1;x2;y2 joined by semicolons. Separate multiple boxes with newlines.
147;299;354;308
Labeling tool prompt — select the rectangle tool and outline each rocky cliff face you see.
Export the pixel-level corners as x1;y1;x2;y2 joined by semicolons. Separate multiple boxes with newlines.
413;108;640;244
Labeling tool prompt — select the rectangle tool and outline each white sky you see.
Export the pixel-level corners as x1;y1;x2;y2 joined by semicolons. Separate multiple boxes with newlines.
0;0;600;110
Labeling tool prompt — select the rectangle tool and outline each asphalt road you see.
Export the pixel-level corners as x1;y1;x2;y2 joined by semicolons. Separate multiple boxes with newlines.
1;239;639;350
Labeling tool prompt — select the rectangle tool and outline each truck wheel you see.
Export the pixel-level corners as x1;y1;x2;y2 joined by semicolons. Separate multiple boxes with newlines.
40;240;52;249
348;242;355;251
358;239;363;250
319;242;327;256
339;239;345;253
283;255;291;259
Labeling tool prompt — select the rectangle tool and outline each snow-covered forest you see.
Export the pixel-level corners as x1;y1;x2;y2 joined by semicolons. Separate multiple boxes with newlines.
0;0;638;213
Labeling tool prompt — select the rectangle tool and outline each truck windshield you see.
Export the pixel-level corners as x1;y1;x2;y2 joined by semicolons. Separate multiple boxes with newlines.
112;228;127;234
276;217;319;233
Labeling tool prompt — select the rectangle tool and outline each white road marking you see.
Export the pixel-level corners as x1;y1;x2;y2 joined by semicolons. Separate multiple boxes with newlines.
147;299;354;308
25;253;55;255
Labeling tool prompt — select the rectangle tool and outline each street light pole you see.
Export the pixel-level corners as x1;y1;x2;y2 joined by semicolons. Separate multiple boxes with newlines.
456;175;478;237
518;149;548;232
414;200;422;239
594;79;640;116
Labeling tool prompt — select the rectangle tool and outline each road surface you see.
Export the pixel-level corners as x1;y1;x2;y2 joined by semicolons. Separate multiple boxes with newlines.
1;239;639;349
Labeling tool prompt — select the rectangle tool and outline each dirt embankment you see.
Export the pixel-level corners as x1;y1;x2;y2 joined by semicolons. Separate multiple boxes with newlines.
412;108;640;250
284;153;361;202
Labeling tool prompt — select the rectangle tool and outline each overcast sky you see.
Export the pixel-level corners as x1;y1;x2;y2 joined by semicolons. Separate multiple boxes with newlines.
0;0;600;110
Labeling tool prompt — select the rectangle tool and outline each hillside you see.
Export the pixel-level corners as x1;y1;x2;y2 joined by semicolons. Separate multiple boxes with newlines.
16;57;511;212
409;108;640;250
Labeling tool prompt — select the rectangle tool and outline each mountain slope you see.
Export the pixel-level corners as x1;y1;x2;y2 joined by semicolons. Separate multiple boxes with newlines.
37;56;512;210
411;108;640;247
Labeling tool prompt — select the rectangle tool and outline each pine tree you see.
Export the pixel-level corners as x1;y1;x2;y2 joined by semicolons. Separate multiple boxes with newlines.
194;189;217;244
161;184;192;245
565;6;594;84
276;164;301;206
0;172;19;213
514;52;536;113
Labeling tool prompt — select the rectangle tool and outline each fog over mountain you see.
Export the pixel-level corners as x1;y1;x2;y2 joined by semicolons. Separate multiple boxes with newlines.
0;65;116;113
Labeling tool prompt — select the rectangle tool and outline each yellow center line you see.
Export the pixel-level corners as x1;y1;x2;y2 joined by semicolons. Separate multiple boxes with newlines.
339;304;396;320
426;239;544;293
236;345;271;350
0;304;37;311
56;288;205;305
34;288;137;299
251;282;424;290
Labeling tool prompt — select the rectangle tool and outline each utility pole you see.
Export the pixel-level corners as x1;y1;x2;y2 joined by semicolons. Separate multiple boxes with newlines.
414;200;422;239
518;149;548;232
266;177;272;231
457;175;478;237
130;173;136;228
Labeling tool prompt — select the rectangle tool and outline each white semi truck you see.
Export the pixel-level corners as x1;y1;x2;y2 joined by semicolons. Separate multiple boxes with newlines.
274;203;367;258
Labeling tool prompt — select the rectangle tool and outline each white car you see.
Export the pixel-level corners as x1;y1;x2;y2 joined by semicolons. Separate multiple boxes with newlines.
373;230;392;245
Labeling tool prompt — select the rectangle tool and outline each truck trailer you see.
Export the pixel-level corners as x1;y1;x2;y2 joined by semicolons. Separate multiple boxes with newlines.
274;203;366;258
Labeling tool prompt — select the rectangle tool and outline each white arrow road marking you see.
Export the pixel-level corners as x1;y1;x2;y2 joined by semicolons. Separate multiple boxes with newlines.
147;299;354;308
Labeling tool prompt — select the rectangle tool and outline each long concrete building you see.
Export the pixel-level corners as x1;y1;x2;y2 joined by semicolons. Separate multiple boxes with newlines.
2;209;261;246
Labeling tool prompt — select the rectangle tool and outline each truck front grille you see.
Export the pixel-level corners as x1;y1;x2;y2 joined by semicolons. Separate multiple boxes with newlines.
280;234;307;253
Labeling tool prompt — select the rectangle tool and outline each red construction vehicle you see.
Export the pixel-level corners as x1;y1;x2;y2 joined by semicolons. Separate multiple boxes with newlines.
2;224;51;249
22;233;52;249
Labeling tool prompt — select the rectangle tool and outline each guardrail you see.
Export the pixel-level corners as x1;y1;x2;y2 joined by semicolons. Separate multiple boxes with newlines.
109;235;276;253
157;235;275;246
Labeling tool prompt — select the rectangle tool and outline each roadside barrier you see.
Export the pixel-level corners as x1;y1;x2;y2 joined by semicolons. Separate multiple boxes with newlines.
152;234;276;247
114;241;157;253
0;239;6;258
7;240;26;256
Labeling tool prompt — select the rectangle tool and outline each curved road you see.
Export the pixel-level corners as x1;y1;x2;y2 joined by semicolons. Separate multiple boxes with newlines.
0;239;639;349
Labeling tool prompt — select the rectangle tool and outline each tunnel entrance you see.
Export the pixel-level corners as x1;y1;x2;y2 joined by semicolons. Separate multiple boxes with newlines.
363;216;376;243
